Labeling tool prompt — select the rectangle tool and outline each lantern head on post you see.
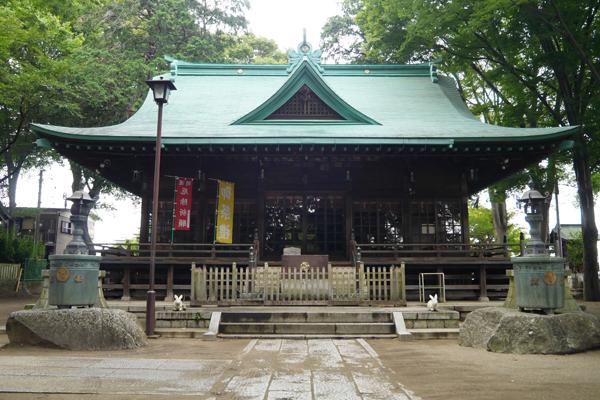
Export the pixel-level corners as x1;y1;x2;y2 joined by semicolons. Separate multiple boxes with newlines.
146;76;177;104
63;186;97;256
517;187;551;257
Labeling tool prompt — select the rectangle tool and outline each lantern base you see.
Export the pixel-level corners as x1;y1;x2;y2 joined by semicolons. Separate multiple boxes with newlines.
512;256;565;312
48;254;101;308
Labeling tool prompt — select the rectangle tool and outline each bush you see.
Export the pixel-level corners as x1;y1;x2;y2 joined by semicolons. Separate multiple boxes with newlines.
565;232;584;273
0;231;45;264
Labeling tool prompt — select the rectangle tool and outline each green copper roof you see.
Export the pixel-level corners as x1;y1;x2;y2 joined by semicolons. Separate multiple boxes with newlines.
31;53;578;146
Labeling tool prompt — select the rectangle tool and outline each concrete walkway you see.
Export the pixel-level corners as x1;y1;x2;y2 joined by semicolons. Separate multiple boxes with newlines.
0;338;421;399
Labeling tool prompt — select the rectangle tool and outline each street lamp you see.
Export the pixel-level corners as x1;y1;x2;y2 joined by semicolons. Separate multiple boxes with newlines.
145;76;176;336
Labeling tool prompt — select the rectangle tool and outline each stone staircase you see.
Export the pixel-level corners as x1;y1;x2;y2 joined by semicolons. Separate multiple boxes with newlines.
217;310;398;339
11;303;460;340
127;307;460;340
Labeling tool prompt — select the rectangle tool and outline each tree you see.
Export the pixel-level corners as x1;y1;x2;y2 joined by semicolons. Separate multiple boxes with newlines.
349;0;600;300
224;33;287;64
469;204;522;246
565;231;584;273
0;0;84;215
48;0;259;231
320;0;366;63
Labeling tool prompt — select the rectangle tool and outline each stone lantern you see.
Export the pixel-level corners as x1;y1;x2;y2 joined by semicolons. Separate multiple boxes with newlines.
512;187;565;314
48;186;102;308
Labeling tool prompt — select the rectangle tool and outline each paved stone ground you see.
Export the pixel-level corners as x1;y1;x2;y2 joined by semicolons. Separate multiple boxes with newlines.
1;294;600;399
0;338;419;399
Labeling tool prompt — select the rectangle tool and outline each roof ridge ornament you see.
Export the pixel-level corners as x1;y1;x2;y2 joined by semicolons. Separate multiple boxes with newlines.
287;29;323;74
164;55;178;82
428;57;442;84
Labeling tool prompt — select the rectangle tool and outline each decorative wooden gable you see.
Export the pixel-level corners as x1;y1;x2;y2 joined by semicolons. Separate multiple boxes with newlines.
265;84;344;120
232;39;379;125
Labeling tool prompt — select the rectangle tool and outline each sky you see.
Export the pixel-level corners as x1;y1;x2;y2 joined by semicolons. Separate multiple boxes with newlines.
14;0;593;244
245;0;342;51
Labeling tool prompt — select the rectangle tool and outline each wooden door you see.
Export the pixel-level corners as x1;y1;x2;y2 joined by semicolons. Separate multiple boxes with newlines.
263;193;345;259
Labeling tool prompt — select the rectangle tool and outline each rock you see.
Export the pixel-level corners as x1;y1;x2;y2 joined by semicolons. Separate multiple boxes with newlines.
7;308;148;351
459;307;600;354
458;307;507;349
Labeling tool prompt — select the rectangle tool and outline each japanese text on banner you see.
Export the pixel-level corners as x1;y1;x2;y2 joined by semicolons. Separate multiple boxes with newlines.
216;181;234;243
174;178;193;230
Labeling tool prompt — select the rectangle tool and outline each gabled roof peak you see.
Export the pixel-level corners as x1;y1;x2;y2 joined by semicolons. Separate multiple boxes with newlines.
232;56;379;125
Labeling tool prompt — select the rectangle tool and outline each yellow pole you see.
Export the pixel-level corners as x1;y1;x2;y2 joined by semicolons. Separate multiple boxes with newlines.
15;267;22;292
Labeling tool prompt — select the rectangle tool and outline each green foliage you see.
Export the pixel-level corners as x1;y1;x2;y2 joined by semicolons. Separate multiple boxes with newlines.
320;0;366;63
565;232;584;272
121;237;139;250
0;0;85;211
468;206;522;244
350;0;600;181
225;34;287;64
0;231;45;264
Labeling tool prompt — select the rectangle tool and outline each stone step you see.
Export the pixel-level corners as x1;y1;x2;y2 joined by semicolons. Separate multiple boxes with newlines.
217;333;399;340
408;328;460;340
219;311;394;324
219;322;395;335
155;327;208;338
0;326;5;335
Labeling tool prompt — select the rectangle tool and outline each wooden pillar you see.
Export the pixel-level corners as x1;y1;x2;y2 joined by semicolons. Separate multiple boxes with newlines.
165;264;174;301
195;171;206;243
345;191;353;259
460;174;471;254
140;191;150;244
121;265;131;301
479;265;489;302
257;188;265;256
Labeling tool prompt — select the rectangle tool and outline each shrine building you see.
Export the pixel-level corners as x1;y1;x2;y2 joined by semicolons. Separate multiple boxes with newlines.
32;40;576;303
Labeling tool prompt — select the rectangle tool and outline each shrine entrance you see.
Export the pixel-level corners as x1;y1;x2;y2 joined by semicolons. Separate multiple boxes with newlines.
263;193;345;260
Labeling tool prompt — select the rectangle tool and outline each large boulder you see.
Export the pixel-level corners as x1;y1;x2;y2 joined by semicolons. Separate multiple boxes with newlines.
459;307;600;354
7;308;148;351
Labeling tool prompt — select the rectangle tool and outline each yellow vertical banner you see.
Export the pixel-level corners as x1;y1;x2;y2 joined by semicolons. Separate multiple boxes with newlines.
215;181;234;243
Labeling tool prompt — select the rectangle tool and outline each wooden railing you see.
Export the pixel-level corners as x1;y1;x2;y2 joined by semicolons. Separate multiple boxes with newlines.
93;242;256;264
190;262;406;306
354;242;533;261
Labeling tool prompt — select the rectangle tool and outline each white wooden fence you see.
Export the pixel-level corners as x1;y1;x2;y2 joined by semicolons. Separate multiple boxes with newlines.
191;262;406;306
0;263;21;291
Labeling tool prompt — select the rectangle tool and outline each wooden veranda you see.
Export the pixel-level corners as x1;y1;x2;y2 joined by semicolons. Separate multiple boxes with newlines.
95;234;552;304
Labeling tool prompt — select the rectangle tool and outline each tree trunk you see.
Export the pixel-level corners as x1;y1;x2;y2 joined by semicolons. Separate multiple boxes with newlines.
7;171;19;216
489;189;508;243
539;201;550;244
573;147;600;301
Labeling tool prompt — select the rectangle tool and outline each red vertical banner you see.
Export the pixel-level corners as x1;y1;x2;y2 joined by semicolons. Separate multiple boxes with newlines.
174;178;193;230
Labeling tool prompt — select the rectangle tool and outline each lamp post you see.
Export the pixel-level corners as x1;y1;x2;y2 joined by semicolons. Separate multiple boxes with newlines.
145;76;176;336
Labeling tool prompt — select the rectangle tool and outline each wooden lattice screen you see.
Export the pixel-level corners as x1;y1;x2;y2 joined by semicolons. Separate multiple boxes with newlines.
266;85;344;120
